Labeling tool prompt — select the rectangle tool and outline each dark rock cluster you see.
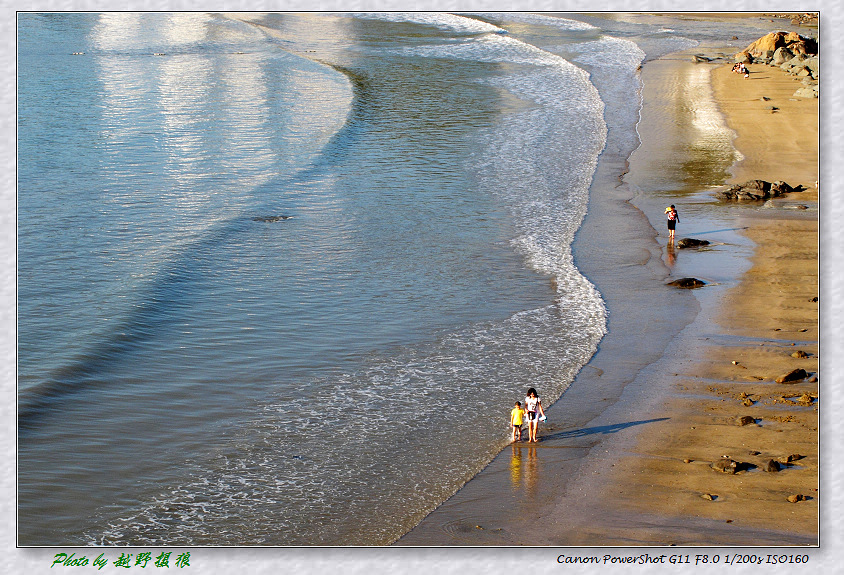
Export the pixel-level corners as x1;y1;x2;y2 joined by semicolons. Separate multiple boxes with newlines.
715;179;799;201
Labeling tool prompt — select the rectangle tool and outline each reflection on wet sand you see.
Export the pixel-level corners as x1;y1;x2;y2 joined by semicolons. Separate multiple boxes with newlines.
666;238;676;268
509;443;539;498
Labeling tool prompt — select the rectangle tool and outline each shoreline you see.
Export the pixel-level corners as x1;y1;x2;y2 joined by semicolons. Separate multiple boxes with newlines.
398;19;817;546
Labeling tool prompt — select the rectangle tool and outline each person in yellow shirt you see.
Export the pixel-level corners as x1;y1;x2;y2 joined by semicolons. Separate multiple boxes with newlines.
510;401;525;442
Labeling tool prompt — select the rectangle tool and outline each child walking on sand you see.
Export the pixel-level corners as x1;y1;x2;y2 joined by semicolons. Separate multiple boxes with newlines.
510;401;525;442
665;205;679;240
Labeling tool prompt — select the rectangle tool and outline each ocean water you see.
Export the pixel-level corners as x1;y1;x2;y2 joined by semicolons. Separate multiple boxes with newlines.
17;12;772;546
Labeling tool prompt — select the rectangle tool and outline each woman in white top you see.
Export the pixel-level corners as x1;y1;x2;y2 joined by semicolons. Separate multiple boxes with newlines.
524;387;545;443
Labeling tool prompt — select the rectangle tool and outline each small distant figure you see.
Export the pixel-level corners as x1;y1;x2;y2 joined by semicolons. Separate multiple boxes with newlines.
524;388;546;443
510;401;525;442
665;205;680;240
732;62;749;78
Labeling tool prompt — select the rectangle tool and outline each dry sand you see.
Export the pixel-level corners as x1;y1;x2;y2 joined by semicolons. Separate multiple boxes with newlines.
399;32;818;547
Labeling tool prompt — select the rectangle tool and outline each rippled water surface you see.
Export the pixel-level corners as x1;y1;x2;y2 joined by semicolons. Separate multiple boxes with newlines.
17;12;773;545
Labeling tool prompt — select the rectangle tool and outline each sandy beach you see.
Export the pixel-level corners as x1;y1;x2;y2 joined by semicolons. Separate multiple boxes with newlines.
399;16;818;547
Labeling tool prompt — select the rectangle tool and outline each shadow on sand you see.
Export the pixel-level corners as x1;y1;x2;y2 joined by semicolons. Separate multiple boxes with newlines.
539;417;669;442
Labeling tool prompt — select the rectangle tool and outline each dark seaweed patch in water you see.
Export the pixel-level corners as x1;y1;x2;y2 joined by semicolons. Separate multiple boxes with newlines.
252;215;293;222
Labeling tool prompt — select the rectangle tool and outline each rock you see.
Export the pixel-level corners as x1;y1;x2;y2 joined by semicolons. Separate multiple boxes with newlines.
737;416;757;426
677;238;710;249
770;180;797;196
711;459;738;474
804;56;819;76
810;296;818;302
684;458;693;464
701;493;716;501
764;459;781;472
794;86;818;99
791;350;809;358
781;54;809;75
787;494;807;503
742;398;755;407
693;54;711;63
797;393;814;406
776;368;810;383
710;459;752;474
738;31;817;63
717;180;796;201
785;454;804;463
772;46;794;65
668;278;706;289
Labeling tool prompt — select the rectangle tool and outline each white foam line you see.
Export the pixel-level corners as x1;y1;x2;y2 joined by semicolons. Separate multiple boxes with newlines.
478;12;598;32
350;12;503;34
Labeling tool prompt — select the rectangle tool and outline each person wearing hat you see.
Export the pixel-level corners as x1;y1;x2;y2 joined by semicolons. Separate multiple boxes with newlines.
665;205;679;240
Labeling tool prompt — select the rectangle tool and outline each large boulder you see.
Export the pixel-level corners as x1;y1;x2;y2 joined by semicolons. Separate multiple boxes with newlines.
772;47;794;65
781;53;807;70
734;52;753;64
737;31;817;65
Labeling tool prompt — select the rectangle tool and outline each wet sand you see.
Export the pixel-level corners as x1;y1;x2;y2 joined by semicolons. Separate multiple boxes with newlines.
398;27;818;547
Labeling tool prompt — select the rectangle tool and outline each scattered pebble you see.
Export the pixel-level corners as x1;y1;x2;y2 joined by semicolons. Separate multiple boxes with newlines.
787;494;807;503
797;393;814;406
711;459;739;474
